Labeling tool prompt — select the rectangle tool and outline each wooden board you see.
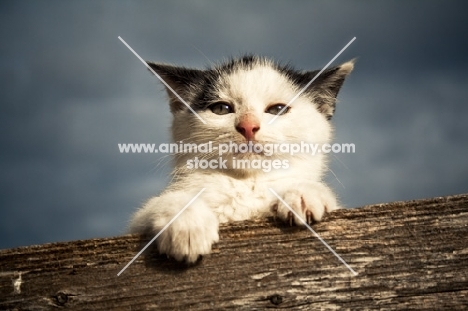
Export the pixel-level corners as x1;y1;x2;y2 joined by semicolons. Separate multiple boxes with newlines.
1;194;468;310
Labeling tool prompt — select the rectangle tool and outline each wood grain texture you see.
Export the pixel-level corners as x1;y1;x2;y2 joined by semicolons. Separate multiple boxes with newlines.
1;194;468;310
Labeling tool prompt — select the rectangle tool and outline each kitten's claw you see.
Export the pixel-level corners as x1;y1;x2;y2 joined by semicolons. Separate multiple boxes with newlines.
272;203;278;222
306;210;313;225
273;182;338;227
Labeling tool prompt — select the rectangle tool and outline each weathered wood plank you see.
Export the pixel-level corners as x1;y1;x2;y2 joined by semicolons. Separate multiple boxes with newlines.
1;194;468;310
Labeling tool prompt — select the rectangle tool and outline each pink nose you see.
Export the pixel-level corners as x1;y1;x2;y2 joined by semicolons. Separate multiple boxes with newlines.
236;118;260;141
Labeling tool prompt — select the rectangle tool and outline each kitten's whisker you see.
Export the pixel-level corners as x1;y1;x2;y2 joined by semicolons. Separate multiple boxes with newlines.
328;168;345;189
151;154;174;175
192;45;214;66
331;154;350;171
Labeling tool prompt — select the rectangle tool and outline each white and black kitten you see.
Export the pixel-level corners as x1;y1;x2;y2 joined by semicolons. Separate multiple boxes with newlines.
130;55;354;263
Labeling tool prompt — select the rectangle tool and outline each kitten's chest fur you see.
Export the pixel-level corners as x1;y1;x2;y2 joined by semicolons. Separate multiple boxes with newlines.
168;164;322;223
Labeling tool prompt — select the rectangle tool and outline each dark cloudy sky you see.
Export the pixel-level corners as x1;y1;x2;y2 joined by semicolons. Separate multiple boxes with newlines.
1;1;467;249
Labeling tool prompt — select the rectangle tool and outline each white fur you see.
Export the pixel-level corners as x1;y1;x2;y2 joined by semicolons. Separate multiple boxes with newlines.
130;58;351;263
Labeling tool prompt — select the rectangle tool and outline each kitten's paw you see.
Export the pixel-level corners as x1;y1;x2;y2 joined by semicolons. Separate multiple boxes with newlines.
156;204;219;263
130;195;219;263
271;182;338;226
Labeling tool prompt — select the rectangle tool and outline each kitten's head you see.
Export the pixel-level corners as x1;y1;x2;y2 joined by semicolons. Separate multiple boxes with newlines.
147;55;353;175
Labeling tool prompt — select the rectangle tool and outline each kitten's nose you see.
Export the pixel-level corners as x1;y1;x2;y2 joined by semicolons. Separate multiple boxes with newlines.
236;117;260;141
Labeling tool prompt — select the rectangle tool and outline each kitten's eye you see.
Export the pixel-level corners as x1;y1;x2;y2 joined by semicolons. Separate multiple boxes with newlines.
208;102;234;115
266;104;290;115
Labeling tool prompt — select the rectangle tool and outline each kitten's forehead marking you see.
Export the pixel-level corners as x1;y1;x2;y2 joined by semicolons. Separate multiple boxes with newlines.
268;37;356;124
218;65;297;112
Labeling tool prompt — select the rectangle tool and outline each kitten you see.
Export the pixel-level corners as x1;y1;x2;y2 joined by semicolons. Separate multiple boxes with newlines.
130;55;354;263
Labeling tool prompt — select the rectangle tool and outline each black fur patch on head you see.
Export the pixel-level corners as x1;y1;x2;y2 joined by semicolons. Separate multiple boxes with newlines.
146;62;209;112
147;56;354;117
279;63;353;120
191;72;221;111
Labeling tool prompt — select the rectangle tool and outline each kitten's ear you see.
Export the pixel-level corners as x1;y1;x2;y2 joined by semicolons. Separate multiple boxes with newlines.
146;62;205;112
309;59;355;120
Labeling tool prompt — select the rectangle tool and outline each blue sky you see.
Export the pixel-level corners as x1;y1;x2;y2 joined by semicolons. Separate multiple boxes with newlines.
1;0;467;249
